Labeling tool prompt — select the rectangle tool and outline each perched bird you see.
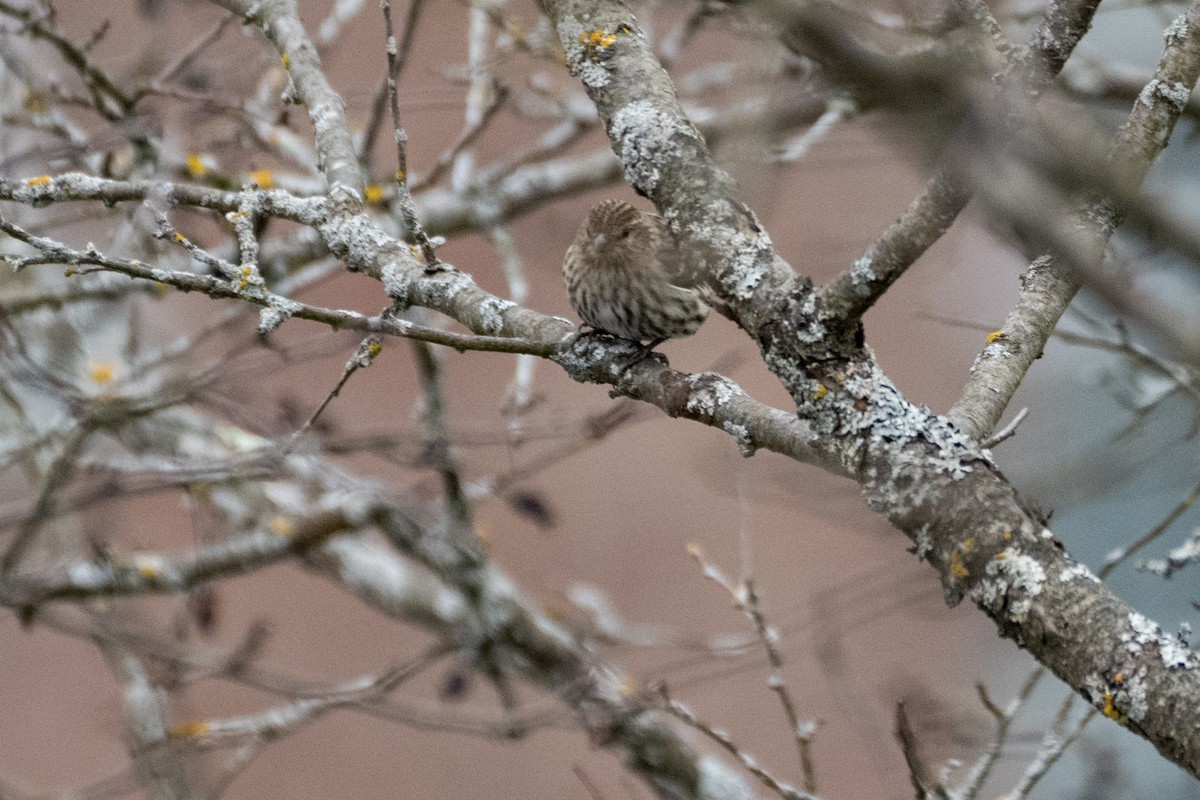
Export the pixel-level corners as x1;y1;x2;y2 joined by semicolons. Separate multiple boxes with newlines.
563;200;708;347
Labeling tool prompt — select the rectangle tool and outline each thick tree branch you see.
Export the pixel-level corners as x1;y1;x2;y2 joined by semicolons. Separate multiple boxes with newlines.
951;5;1200;437
209;0;364;210
816;0;1102;321
541;0;1200;779
6;0;1200;789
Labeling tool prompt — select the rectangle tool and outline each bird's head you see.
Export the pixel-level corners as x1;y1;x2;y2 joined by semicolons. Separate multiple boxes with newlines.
583;200;655;261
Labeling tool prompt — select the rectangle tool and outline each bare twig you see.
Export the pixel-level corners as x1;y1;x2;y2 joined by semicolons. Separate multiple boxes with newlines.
134;14;235;104
660;687;818;800
0;0;133;118
1003;705;1097;799
981;407;1028;449
409;85;509;192
304;336;384;429
895;702;951;800
958;670;1042;799
0;216;552;355
1101;477;1200;579
2;508;361;605
687;545;818;794
410;336;477;548
167;653;439;749
361;0;425;175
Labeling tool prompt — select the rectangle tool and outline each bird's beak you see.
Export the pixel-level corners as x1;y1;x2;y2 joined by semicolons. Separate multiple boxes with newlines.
591;233;606;252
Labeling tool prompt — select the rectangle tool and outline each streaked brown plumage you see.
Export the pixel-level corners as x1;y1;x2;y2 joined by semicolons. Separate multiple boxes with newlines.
563;200;708;343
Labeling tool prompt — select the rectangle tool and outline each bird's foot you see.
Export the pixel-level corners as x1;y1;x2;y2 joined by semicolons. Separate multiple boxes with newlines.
617;337;667;374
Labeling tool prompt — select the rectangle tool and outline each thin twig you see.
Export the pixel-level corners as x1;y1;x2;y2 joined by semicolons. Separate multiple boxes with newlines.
981;407;1028;448
815;0;1102;322
0;0;133;118
773;97;855;162
0;216;553;356
1003;705;1097;799
572;764;609;800
659;688;818;800
411;337;476;545
490;226;539;441
895;702;952;800
409;86;509;192
134;14;235;104
168;652;440;748
1100;477;1200;579
4;508;361;605
304;336;384;429
361;0;425;174
380;0;436;261
0;427;89;573
450;0;497;193
958;669;1043;799
687;545;818;794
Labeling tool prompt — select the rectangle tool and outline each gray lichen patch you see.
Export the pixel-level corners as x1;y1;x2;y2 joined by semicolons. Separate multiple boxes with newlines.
320;213;413;281
412;269;474;310
695;754;756;800
1057;560;1100;584
476;295;517;335
257;295;304;333
608;100;698;196
1124;612;1200;669
849;256;877;296
381;261;410;300
722;421;756;457
717;229;773;303
833;364;978;480
969;547;1046;622
1166;14;1191;44
683;373;745;417
1141;78;1191;113
968;336;1012;375
553;333;629;383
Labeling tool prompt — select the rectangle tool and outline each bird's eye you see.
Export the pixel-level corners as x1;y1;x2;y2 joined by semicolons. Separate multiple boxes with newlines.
618;229;631;239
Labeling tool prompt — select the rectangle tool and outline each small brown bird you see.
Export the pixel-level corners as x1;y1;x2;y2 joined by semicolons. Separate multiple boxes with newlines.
563;200;708;346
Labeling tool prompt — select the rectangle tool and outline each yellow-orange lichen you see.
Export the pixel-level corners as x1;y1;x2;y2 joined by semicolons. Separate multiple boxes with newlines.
249;169;274;189
577;29;618;49
89;362;116;385
170;720;210;738
1101;693;1126;723
185;153;208;178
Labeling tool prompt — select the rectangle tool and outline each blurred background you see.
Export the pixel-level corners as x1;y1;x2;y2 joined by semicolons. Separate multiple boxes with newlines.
2;0;1200;798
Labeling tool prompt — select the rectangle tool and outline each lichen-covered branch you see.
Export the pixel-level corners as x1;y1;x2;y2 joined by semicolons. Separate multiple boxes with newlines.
542;0;1200;778
6;0;1200;793
952;4;1200;436
947;256;1078;439
816;0;1102;321
2;507;358;605
209;0;364;210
